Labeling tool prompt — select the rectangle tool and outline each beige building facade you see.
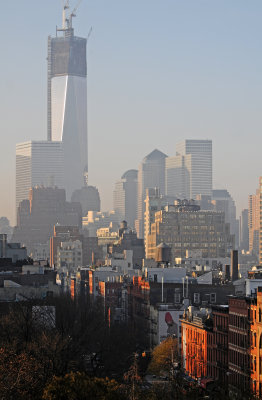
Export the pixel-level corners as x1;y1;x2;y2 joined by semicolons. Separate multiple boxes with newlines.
147;203;233;261
249;186;260;258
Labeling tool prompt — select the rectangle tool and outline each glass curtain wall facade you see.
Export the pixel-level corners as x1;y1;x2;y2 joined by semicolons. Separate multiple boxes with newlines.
47;30;87;198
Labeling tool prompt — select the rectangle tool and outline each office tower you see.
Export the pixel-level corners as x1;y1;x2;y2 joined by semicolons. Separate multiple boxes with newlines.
137;149;167;238
230;250;239;281
47;6;87;197
144;188;175;258
175;139;212;199
239;209;249;252
71;186;101;216
248;188;260;257
147;200;233;260
259;177;262;265
113;169;138;228
212;190;238;248
12;187;82;255
195;194;213;211
165;154;190;199
16;141;64;214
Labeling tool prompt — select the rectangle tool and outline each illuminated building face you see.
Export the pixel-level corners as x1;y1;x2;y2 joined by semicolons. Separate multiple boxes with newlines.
48;35;88;197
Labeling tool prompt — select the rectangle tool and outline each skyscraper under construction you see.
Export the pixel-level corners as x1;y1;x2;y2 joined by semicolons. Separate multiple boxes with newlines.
47;1;88;198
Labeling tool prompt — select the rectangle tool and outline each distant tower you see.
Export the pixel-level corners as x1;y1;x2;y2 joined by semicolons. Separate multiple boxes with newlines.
212;189;238;248
16;141;64;216
239;208;249;251
231;250;239;281
165;154;190;199
249;187;260;257
113;170;138;228
175;140;212;199
71;185;101;217
259;177;262;265
137;149;167;238
47;1;88;198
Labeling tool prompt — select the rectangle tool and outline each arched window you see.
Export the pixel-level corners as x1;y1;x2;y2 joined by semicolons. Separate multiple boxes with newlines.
259;334;262;349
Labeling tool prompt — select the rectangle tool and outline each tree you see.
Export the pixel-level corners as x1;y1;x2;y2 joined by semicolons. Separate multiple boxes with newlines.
123;353;142;400
0;294;150;398
148;337;179;376
0;347;44;400
42;372;125;400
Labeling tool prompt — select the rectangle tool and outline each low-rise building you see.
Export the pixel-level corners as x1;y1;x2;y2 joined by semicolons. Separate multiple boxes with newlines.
228;296;251;393
143;266;186;283
56;240;82;272
181;307;212;379
108;221;145;268
209;305;229;385
88;268;123;297
82;210;120;237
105;250;133;273
149;302;188;348
0;234;27;262
248;287;262;397
98;280;128;324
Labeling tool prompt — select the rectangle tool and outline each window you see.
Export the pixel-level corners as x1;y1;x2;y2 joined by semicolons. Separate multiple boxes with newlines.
194;293;200;304
210;293;216;303
174;293;181;304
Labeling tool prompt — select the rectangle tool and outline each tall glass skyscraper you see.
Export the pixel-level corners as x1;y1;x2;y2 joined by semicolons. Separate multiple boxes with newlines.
47;8;87;198
113;169;138;228
166;140;212;200
16;141;64;215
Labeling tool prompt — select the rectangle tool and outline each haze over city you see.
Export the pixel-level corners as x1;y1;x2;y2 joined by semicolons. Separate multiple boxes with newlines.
0;0;261;224
1;1;262;398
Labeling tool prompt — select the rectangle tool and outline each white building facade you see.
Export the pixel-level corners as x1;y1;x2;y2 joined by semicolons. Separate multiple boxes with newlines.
47;23;87;198
174;140;212;199
16;141;64;213
113;169;138;228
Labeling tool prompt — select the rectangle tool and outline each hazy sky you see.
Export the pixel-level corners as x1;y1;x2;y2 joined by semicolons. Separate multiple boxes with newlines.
0;1;261;224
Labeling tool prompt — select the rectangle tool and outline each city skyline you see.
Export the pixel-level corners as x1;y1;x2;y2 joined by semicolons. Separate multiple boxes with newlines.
0;1;261;224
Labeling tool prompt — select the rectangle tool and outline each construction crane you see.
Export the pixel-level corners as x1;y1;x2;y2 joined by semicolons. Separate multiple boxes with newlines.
62;0;70;30
68;0;83;30
58;0;83;34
